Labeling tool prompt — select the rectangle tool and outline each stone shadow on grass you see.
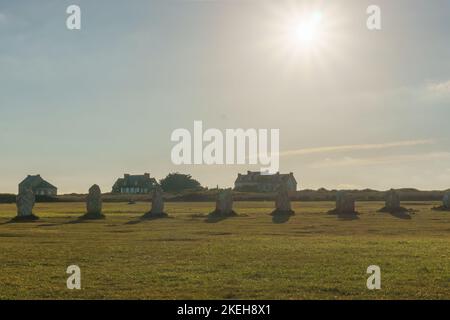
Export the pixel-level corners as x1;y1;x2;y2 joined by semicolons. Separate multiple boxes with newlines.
271;213;292;224
64;213;106;224
389;211;412;220
36;222;60;227
328;209;360;221
124;219;143;225
270;210;294;224
205;210;238;223
4;215;40;224
36;217;101;227
79;212;105;220
141;212;169;220
65;217;97;224
124;214;171;225
36;213;107;227
432;206;450;212
378;207;414;220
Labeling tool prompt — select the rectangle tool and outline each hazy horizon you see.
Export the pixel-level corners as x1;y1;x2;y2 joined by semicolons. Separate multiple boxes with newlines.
1;0;450;194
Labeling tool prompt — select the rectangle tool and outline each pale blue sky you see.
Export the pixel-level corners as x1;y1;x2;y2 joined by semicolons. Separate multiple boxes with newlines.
1;0;450;193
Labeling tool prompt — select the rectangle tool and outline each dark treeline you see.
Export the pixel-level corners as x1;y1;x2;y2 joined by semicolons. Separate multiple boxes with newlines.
171;188;449;202
0;194;60;203
1;188;449;203
0;194;16;203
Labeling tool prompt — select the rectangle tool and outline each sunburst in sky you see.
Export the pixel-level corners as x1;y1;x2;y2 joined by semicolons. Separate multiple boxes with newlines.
291;11;324;48
263;2;349;71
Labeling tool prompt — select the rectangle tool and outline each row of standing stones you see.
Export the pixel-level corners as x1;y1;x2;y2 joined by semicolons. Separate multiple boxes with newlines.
9;185;450;223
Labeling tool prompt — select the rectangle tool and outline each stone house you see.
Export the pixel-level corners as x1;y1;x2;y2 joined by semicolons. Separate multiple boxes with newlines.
234;171;297;192
19;175;57;196
112;173;158;194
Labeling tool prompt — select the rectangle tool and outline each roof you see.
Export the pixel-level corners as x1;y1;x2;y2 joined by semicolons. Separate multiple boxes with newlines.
113;174;157;189
19;175;57;190
235;171;297;184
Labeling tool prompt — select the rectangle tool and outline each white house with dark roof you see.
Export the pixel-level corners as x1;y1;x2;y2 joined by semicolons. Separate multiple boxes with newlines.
234;171;297;192
112;173;158;194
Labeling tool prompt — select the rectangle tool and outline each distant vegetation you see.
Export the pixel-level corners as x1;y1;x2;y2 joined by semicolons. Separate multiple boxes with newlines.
159;173;202;193
169;188;450;202
1;188;449;203
0;194;15;204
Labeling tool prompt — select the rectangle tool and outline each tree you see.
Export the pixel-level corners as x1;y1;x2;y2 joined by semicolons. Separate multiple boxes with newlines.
159;173;202;193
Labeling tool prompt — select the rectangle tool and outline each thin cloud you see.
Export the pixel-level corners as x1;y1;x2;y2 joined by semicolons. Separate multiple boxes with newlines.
427;80;450;95
280;139;434;157
310;152;450;168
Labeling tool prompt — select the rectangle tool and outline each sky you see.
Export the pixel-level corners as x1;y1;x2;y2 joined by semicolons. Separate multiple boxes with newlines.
1;0;450;194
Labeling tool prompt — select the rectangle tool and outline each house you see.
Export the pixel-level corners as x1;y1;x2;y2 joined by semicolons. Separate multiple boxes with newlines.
234;171;297;192
112;173;158;194
19;175;57;196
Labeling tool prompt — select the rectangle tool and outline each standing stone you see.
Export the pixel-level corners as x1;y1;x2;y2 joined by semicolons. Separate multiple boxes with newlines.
142;187;168;219
379;189;408;213
385;189;401;210
271;182;295;216
82;184;104;219
443;192;450;210
13;188;39;221
209;189;237;217
329;191;356;215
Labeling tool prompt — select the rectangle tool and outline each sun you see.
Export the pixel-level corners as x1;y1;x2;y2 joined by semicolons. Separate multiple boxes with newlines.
288;11;322;48
293;11;323;48
267;7;330;59
264;3;345;69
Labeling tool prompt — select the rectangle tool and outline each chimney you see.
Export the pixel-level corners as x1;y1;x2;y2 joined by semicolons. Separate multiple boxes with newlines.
124;174;130;179
144;173;150;179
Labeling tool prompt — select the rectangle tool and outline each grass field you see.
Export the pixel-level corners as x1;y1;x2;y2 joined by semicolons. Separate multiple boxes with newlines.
0;201;449;299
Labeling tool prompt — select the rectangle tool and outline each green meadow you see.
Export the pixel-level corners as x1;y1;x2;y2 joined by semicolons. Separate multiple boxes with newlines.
0;201;449;299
